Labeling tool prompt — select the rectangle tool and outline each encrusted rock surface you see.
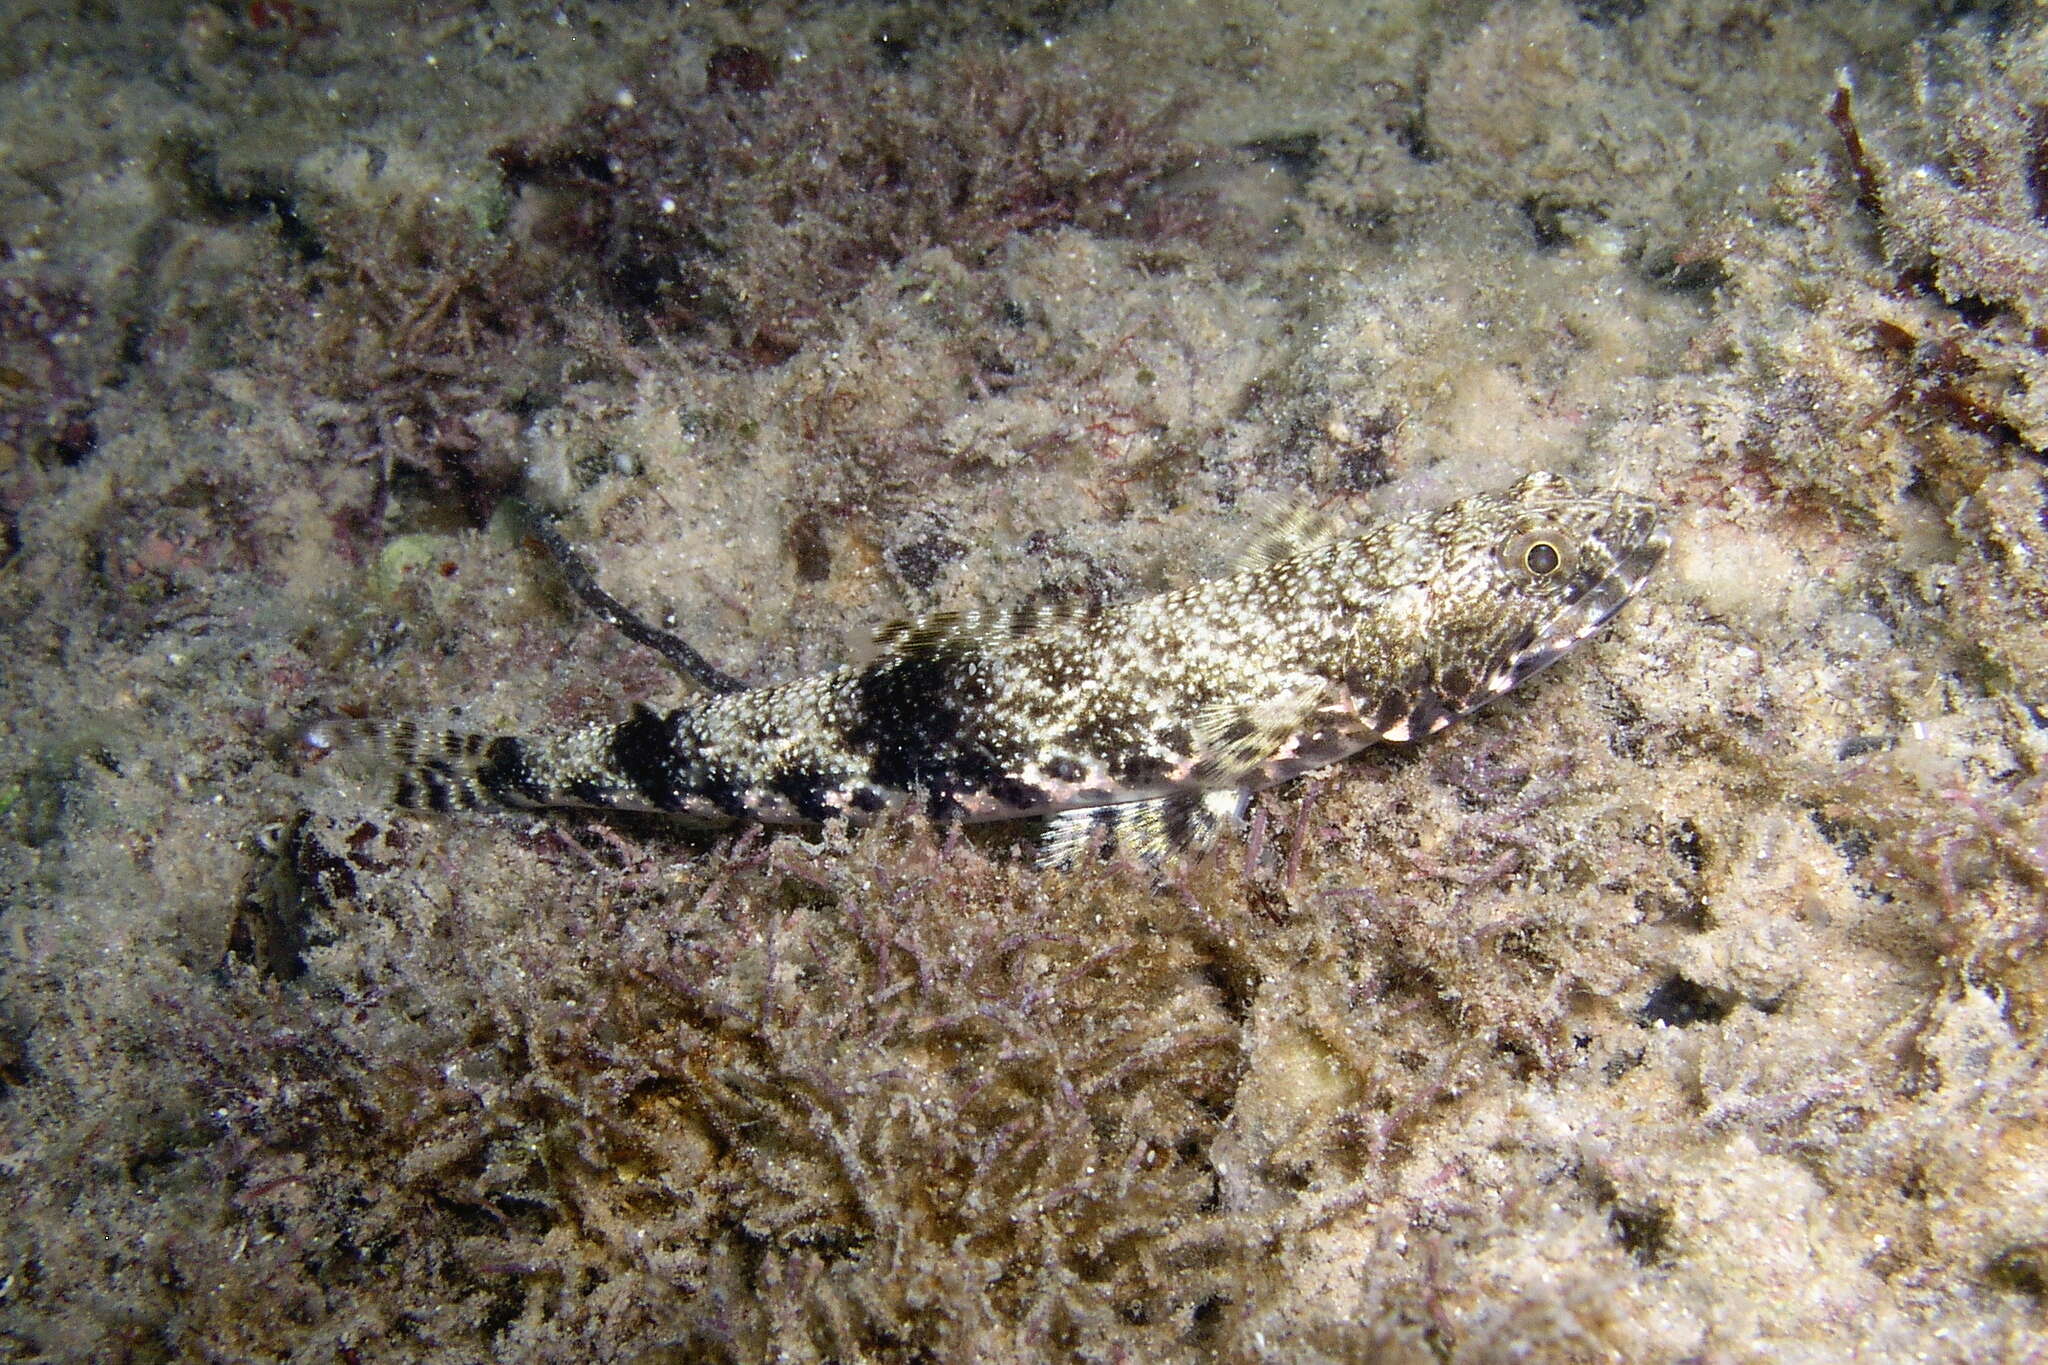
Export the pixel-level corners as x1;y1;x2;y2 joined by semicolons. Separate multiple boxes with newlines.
1;3;2043;1359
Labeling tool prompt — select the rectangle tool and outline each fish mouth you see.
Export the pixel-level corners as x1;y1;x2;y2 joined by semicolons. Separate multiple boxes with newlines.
1501;495;1668;690
1551;496;1663;625
1610;493;1670;575
1587;494;1669;626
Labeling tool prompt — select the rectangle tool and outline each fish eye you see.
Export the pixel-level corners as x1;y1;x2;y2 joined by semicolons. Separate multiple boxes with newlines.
1503;527;1578;583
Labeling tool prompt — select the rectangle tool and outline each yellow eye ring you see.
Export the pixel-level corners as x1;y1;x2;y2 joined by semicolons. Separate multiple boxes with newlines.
1503;527;1578;583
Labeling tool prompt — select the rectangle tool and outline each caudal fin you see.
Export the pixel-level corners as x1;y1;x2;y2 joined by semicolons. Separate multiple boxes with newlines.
302;717;521;812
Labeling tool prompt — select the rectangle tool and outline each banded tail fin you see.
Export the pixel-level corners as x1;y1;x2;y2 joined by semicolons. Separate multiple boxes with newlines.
302;717;537;813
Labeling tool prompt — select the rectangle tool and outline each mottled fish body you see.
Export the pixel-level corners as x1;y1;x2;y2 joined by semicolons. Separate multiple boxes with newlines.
341;472;1666;862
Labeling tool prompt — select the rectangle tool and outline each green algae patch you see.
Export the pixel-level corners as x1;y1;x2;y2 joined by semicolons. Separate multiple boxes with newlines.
367;532;456;601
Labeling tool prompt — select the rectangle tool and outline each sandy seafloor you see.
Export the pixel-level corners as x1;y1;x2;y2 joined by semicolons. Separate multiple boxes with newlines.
3;0;2048;1360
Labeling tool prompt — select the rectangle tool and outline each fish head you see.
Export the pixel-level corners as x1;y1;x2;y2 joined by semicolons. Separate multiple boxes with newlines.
1375;471;1668;738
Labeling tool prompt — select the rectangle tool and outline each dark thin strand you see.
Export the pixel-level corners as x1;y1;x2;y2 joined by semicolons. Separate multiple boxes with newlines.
1827;81;1883;221
516;502;751;694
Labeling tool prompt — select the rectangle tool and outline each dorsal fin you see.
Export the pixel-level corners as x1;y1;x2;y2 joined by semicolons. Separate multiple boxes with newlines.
865;610;987;658
996;598;1104;640
862;599;1106;661
1232;503;1349;574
